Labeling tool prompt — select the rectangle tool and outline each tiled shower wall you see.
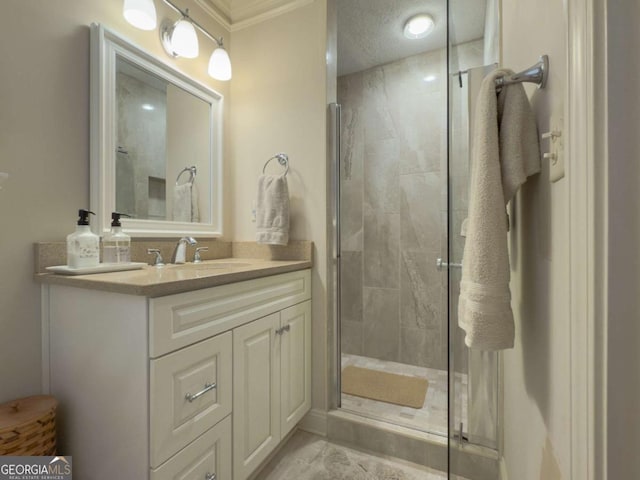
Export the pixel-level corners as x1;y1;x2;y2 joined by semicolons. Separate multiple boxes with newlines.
116;69;167;219
339;41;483;372
339;47;448;370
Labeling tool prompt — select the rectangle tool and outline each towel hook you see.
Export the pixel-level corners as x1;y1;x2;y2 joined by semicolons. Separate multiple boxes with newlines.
263;153;289;176
176;166;197;186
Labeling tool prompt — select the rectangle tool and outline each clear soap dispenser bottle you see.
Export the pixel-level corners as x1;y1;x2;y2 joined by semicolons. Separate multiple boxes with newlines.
66;209;100;268
103;212;132;264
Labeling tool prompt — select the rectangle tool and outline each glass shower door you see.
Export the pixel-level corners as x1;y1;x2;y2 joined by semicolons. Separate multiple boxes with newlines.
336;44;450;437
446;8;501;472
447;63;500;453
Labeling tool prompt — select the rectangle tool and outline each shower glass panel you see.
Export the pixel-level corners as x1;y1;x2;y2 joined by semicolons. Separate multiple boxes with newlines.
334;0;501;477
448;0;501;464
448;60;500;450
337;0;449;438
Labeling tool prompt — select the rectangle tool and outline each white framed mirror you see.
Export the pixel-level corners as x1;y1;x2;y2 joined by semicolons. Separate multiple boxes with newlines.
90;23;223;237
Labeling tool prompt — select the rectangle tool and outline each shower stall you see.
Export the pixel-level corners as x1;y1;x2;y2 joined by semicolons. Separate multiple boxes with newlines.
329;0;501;478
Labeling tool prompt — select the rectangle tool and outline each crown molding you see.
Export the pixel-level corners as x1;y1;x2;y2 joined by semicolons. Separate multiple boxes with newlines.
230;0;314;31
195;0;232;30
196;0;314;32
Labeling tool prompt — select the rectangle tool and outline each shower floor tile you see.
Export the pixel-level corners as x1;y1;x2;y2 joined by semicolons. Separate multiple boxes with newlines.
341;353;468;436
254;430;447;480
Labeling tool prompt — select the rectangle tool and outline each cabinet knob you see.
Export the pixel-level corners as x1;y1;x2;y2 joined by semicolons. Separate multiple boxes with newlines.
205;473;216;480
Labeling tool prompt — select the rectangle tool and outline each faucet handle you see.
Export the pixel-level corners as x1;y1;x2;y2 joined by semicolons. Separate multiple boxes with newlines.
180;236;198;246
194;247;208;263
147;248;165;267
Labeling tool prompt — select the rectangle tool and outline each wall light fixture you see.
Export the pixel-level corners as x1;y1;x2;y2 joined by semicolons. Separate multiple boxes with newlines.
123;0;232;81
161;12;199;58
123;0;157;30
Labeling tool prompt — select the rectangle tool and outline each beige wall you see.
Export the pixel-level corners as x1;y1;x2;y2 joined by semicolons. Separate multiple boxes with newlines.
607;1;640;477
229;1;329;411
0;0;230;403
501;0;570;478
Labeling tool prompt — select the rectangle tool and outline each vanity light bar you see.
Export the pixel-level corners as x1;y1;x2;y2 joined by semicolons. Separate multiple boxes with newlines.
124;0;231;80
160;0;232;80
161;0;225;51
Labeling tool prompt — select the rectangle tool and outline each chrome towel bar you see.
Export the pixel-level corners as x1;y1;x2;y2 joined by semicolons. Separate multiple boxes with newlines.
494;55;549;90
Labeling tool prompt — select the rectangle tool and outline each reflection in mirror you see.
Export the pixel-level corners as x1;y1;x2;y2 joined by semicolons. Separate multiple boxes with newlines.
115;57;167;220
115;57;211;223
90;23;223;237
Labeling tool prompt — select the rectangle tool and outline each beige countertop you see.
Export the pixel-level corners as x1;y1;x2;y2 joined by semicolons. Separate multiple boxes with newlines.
35;257;312;297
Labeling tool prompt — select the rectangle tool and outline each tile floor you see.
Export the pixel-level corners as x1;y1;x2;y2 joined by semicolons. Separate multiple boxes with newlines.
340;354;468;436
254;430;448;480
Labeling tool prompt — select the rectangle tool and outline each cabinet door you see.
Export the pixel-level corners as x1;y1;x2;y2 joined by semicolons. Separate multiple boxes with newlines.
280;301;312;437
233;313;281;480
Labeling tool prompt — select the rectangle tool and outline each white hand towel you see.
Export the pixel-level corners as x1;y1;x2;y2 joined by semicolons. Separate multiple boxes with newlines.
173;183;199;222
256;174;290;245
190;182;200;223
458;69;541;350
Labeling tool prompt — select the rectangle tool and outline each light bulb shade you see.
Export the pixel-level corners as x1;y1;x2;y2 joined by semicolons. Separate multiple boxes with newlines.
208;47;232;81
170;19;199;58
123;0;157;30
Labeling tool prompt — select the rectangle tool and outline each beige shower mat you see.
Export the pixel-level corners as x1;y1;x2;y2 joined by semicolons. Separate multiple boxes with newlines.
341;366;428;409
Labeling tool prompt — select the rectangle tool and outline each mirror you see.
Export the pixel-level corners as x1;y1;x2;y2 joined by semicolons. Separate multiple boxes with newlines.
90;23;223;237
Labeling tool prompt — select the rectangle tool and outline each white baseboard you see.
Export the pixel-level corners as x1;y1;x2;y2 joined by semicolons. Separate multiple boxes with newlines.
298;408;327;436
500;456;508;480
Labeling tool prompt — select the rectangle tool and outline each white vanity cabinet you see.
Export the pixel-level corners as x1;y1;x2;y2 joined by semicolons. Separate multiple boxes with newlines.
232;301;311;480
43;269;311;480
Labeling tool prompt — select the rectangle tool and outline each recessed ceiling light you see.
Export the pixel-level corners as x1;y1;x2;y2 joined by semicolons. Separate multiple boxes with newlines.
423;75;437;82
404;14;435;39
141;104;155;111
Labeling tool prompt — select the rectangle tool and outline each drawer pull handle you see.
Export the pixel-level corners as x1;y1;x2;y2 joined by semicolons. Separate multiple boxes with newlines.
185;382;217;402
276;324;291;335
205;473;216;480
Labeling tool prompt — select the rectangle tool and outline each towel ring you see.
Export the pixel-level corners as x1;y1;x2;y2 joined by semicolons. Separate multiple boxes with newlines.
176;166;197;186
263;153;289;176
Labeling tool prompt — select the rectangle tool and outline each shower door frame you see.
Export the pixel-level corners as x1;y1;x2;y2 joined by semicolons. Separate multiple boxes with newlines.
329;101;342;411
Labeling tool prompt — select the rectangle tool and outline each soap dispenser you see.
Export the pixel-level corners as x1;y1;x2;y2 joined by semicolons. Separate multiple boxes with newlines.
66;209;100;268
103;212;132;264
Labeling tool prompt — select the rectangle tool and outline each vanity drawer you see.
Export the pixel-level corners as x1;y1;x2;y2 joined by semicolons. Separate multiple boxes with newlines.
150;332;232;468
149;269;311;357
151;415;232;480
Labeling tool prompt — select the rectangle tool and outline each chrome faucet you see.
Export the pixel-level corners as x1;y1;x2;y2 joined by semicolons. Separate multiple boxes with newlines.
171;237;197;264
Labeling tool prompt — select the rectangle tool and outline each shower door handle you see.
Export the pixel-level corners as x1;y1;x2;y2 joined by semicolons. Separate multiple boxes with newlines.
436;258;462;271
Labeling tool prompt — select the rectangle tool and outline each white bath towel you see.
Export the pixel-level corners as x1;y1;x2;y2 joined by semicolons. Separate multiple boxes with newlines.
458;69;541;350
173;183;200;222
256;174;290;245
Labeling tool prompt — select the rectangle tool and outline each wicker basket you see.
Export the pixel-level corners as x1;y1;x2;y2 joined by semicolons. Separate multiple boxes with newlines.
0;395;57;456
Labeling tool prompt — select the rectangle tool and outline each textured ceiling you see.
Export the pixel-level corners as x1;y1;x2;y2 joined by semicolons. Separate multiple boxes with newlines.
337;0;487;76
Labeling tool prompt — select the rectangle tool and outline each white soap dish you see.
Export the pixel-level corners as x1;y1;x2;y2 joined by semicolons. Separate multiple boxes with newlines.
46;262;147;276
